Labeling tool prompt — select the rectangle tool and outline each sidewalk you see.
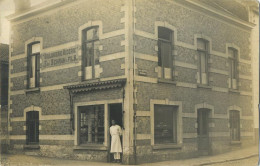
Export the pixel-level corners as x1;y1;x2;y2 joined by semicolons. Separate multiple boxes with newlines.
0;145;258;166
143;145;258;166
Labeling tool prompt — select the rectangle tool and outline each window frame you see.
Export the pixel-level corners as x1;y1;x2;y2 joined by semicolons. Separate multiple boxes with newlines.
158;27;174;80
150;100;183;149
26;111;39;145
27;42;40;89
82;26;100;80
78;104;105;146
197;39;209;85
228;48;238;90
229;110;240;141
154;104;178;144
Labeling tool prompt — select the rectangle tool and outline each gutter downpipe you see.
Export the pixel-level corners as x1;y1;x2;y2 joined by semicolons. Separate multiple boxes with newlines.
133;0;137;164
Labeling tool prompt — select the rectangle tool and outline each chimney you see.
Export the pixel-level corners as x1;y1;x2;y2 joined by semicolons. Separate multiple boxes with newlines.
13;0;31;12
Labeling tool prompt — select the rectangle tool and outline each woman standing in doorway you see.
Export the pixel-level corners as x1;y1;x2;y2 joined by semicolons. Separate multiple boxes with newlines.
110;119;122;163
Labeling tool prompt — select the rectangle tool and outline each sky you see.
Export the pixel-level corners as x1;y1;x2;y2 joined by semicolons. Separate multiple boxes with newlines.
0;0;47;44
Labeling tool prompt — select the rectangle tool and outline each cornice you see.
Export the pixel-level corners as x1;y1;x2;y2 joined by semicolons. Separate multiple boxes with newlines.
174;0;255;30
6;0;74;22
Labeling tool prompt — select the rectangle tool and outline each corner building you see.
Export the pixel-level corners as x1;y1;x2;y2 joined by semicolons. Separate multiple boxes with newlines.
8;0;256;164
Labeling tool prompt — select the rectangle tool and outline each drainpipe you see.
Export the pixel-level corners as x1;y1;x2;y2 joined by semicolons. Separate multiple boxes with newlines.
69;91;74;134
132;0;137;164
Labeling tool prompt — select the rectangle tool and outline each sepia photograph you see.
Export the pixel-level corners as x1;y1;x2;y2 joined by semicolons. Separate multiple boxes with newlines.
0;0;259;165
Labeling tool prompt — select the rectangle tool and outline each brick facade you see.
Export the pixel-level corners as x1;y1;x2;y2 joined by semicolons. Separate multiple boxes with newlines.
8;0;255;164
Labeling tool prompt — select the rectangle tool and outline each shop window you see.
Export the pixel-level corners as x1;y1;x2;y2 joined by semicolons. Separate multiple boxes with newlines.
229;110;240;141
228;48;238;90
27;42;40;88
82;26;100;80
158;27;173;79
26;111;39;144
154;105;177;144
197;39;209;85
79;105;104;145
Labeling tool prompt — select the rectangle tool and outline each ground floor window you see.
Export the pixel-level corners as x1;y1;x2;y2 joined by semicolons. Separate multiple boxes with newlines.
229;110;240;141
26;111;39;144
79;105;104;145
154;105;177;144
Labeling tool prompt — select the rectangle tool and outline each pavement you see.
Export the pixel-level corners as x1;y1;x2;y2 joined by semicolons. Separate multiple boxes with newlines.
0;145;258;166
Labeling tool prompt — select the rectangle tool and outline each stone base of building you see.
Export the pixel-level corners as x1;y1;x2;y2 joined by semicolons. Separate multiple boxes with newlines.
8;137;255;165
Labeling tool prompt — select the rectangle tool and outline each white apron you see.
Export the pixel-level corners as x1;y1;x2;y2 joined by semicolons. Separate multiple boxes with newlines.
110;125;122;153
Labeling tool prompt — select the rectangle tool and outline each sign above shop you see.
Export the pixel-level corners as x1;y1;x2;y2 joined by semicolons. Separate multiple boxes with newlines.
41;47;79;68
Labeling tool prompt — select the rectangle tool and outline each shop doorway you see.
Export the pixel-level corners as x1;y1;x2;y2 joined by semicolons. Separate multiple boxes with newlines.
197;108;210;155
107;103;123;163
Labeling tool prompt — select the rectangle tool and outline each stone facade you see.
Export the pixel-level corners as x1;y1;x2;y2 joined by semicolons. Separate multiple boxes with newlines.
7;0;256;165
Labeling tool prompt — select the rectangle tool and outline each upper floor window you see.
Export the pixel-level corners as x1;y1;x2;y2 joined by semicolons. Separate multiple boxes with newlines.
229;110;240;141
228;48;238;90
197;39;209;85
82;26;100;80
28;42;40;88
158;27;173;79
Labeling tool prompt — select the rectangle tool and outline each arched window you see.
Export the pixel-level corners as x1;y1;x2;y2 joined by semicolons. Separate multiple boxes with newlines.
158;27;173;79
27;42;40;88
228;48;238;89
82;26;100;80
197;38;209;85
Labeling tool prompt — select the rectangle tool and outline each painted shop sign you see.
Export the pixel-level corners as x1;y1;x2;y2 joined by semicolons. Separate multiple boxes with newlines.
41;47;79;68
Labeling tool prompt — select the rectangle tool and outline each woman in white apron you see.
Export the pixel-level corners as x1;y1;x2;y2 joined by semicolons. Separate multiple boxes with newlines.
110;119;122;163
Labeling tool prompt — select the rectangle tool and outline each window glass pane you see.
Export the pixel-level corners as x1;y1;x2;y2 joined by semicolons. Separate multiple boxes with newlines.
231;60;235;78
160;41;171;68
228;49;235;58
197;109;208;135
229;110;240;141
197;39;206;50
86;43;93;66
79;105;104;144
158;27;171;41
31;56;36;78
31;43;40;54
158;41;162;67
200;52;206;73
86;27;99;41
94;41;100;65
154;105;177;144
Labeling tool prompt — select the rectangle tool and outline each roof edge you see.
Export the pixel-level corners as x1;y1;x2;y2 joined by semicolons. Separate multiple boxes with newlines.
175;0;255;30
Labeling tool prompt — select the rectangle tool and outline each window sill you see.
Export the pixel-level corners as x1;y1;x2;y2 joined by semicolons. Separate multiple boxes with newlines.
25;87;40;93
158;78;176;85
197;84;212;89
73;145;107;151
82;78;100;83
23;144;40;149
152;143;182;150
230;141;241;145
229;89;240;94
